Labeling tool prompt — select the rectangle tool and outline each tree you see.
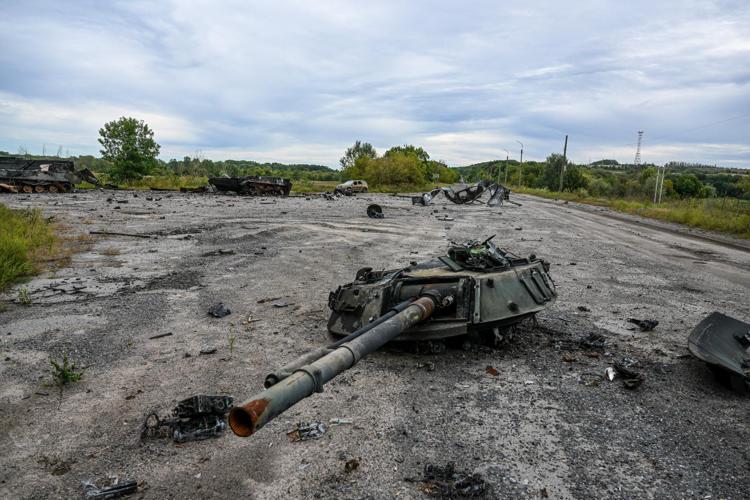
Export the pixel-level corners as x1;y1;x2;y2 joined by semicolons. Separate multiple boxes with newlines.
541;154;567;191
340;141;377;169
384;145;430;163
98;117;160;181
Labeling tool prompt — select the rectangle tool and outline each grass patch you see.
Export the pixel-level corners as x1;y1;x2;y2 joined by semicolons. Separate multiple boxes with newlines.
515;187;750;239
0;203;92;292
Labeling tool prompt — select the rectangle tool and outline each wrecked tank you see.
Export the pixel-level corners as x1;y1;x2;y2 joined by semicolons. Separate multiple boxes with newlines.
0;157;99;193
208;175;292;196
228;237;556;437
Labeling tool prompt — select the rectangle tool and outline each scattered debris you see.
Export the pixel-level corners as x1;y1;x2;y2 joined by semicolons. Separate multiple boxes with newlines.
613;363;644;389
688;311;750;391
272;301;291;308
577;305;591;312
605;367;616;381
287;422;327;442
141;395;233;443
409;462;486;497
202;249;235;257
257;296;282;304
417;362;436;371
208;303;231;318
344;458;360;473
329;418;353;425
199;347;217;355
82;478;137;499
578;333;607;350
366;204;384;218
485;365;499;376
628;318;659;331
436;215;455;221
148;332;173;340
562;353;576;363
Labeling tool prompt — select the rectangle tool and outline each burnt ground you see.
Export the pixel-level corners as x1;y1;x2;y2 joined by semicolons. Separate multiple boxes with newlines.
0;190;748;499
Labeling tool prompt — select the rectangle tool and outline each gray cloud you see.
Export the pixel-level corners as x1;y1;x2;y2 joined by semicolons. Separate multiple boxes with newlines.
1;0;748;167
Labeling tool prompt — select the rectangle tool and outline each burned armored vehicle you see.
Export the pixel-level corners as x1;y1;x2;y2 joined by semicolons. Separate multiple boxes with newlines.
413;180;510;206
229;237;556;437
0;157;99;193
208;175;292;196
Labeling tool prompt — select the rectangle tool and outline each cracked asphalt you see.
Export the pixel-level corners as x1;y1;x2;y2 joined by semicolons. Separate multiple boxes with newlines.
1;189;748;499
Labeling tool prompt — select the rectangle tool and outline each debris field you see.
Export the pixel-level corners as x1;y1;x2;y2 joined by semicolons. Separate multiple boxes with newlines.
0;189;749;499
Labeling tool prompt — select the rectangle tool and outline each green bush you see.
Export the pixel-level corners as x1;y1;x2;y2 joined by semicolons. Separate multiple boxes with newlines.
0;204;56;290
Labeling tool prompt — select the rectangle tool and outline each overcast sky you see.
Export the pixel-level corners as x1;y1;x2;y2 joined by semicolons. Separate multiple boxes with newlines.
1;0;749;168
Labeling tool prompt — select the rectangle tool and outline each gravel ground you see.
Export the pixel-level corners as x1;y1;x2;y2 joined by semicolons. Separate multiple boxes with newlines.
0;189;748;499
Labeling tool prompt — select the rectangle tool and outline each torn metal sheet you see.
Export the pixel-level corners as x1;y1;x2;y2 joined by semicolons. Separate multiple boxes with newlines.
688;311;750;390
82;478;137;499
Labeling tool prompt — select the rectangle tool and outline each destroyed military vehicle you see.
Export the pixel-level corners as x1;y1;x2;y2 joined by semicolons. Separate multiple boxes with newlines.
208;175;292;196
228;236;556;437
413;180;510;206
0;157;99;193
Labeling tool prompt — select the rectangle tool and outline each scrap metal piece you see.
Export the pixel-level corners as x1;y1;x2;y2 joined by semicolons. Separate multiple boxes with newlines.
82;479;137;499
208;303;231;318
688;311;750;390
366;204;384;218
287;421;327;441
141;395;234;443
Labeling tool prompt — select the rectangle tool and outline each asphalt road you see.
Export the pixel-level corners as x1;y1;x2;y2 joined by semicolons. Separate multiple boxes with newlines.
1;190;748;499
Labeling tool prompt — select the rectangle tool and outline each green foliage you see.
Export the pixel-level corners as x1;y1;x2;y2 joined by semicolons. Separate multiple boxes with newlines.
50;353;83;387
0;204;56;291
384;145;430;163
671;174;703;198
340;141;377;169
98;117;161;182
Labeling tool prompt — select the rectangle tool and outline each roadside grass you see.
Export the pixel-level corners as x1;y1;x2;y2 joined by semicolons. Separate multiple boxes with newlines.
0;203;92;292
291;180;339;193
515;187;750;239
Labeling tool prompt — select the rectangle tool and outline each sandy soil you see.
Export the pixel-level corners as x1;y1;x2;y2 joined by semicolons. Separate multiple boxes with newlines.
1;190;748;499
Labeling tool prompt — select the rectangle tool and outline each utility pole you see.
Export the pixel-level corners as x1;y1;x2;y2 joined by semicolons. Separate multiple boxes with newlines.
515;140;524;186
658;166;666;203
559;135;568;192
653;167;660;203
502;148;510;185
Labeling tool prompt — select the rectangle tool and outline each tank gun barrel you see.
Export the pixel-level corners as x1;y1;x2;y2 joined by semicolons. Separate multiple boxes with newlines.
229;292;451;437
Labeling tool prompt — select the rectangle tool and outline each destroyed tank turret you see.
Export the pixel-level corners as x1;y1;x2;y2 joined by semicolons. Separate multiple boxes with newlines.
208;175;292;196
228;237;556;438
0;157;99;193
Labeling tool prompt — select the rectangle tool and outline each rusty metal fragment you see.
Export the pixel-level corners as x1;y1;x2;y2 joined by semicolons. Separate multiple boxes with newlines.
141;395;233;443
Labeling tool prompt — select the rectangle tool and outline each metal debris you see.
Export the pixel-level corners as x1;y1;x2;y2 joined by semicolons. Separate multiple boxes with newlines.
578;333;607;350
412;180;509;207
82;478;137;499
485;365;499;376
208;303;231;318
613;363;644;389
628;318;659;331
329;418;353;425
141;395;233;443
287;422;327;442
688;311;750;391
366;204;384;218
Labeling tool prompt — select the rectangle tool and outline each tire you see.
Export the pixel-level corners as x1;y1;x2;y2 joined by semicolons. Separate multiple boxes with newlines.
362;188;368;193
